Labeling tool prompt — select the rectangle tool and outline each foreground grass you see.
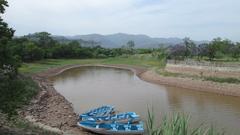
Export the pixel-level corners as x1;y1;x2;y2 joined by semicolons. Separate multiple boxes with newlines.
147;110;224;135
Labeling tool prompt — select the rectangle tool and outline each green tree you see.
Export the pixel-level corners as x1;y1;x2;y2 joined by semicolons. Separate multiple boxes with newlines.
183;37;196;58
0;0;34;117
207;38;222;60
127;40;135;48
125;40;135;55
0;0;18;76
23;41;44;61
25;32;57;58
231;43;240;60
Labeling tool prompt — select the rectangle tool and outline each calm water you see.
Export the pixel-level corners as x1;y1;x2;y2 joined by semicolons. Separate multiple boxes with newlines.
52;66;240;134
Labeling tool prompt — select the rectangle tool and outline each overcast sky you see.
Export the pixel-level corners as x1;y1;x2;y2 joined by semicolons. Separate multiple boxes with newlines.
3;0;240;41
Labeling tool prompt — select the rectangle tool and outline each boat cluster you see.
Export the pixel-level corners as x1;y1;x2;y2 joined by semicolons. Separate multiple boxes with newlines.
78;105;144;135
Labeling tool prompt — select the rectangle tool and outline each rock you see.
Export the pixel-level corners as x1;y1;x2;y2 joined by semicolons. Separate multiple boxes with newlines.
26;108;32;111
70;124;77;127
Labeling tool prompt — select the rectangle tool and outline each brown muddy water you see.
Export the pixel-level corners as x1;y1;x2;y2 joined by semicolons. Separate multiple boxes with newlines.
52;66;240;134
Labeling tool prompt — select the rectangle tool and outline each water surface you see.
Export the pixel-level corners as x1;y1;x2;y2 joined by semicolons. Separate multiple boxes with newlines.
52;66;240;134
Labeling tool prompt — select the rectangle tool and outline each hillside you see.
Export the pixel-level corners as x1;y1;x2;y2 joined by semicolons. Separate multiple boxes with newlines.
54;33;208;48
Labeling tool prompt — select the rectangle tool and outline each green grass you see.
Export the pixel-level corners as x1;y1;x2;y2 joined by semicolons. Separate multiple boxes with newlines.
19;59;104;74
102;55;164;68
19;56;165;74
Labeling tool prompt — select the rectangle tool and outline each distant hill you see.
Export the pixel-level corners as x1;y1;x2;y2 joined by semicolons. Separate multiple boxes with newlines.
54;33;208;48
52;35;100;47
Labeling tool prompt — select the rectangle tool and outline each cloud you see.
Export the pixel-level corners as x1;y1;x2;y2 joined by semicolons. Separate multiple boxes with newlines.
3;0;240;41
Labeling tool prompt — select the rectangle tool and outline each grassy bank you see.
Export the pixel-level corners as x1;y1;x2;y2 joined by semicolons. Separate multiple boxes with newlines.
19;55;164;74
20;56;240;84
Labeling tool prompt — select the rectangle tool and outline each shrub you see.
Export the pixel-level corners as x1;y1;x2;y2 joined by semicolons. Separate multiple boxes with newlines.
0;75;39;117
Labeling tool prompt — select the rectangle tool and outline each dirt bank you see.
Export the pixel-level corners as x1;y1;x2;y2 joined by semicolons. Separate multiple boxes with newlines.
23;64;240;134
139;70;240;97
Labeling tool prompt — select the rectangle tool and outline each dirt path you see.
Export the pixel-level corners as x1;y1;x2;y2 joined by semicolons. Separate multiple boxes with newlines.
22;64;240;135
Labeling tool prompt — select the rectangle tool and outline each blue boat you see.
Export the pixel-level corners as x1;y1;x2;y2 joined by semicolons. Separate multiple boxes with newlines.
78;121;144;135
79;105;115;120
83;112;141;124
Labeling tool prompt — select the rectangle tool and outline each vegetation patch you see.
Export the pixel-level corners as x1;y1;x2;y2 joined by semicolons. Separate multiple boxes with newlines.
147;109;224;135
204;77;240;84
19;55;166;74
0;75;39;117
0;116;59;135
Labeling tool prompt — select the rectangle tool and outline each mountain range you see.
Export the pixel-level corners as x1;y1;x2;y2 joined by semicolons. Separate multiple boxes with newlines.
53;33;208;48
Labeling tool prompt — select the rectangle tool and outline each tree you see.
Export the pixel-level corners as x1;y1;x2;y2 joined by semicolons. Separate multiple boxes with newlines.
206;38;224;60
22;41;44;61
0;0;18;76
0;0;29;117
127;40;135;48
197;43;208;60
126;40;135;55
231;42;240;60
183;37;196;58
25;32;57;58
169;45;186;60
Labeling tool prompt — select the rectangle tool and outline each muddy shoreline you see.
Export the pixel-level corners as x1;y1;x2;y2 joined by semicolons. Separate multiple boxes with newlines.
23;64;240;134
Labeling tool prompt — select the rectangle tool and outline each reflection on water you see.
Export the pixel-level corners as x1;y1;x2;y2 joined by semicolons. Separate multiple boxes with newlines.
52;66;240;134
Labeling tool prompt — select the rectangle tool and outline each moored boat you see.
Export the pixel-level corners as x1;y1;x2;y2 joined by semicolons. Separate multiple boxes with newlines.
83;112;141;124
80;105;115;120
78;121;144;135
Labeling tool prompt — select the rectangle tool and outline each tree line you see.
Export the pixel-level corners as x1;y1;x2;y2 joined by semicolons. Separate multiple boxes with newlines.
168;37;240;61
0;0;39;117
8;32;141;62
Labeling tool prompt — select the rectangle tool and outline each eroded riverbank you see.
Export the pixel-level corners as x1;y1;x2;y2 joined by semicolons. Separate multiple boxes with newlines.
23;64;240;134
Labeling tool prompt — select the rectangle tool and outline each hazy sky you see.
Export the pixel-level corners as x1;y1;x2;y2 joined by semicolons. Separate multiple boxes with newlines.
3;0;240;41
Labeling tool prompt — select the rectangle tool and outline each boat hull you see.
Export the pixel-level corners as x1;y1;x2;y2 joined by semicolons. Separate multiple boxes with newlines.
78;122;144;135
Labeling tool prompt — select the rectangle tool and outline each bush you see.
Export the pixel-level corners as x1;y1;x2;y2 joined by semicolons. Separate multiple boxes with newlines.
205;77;240;84
0;75;39;117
